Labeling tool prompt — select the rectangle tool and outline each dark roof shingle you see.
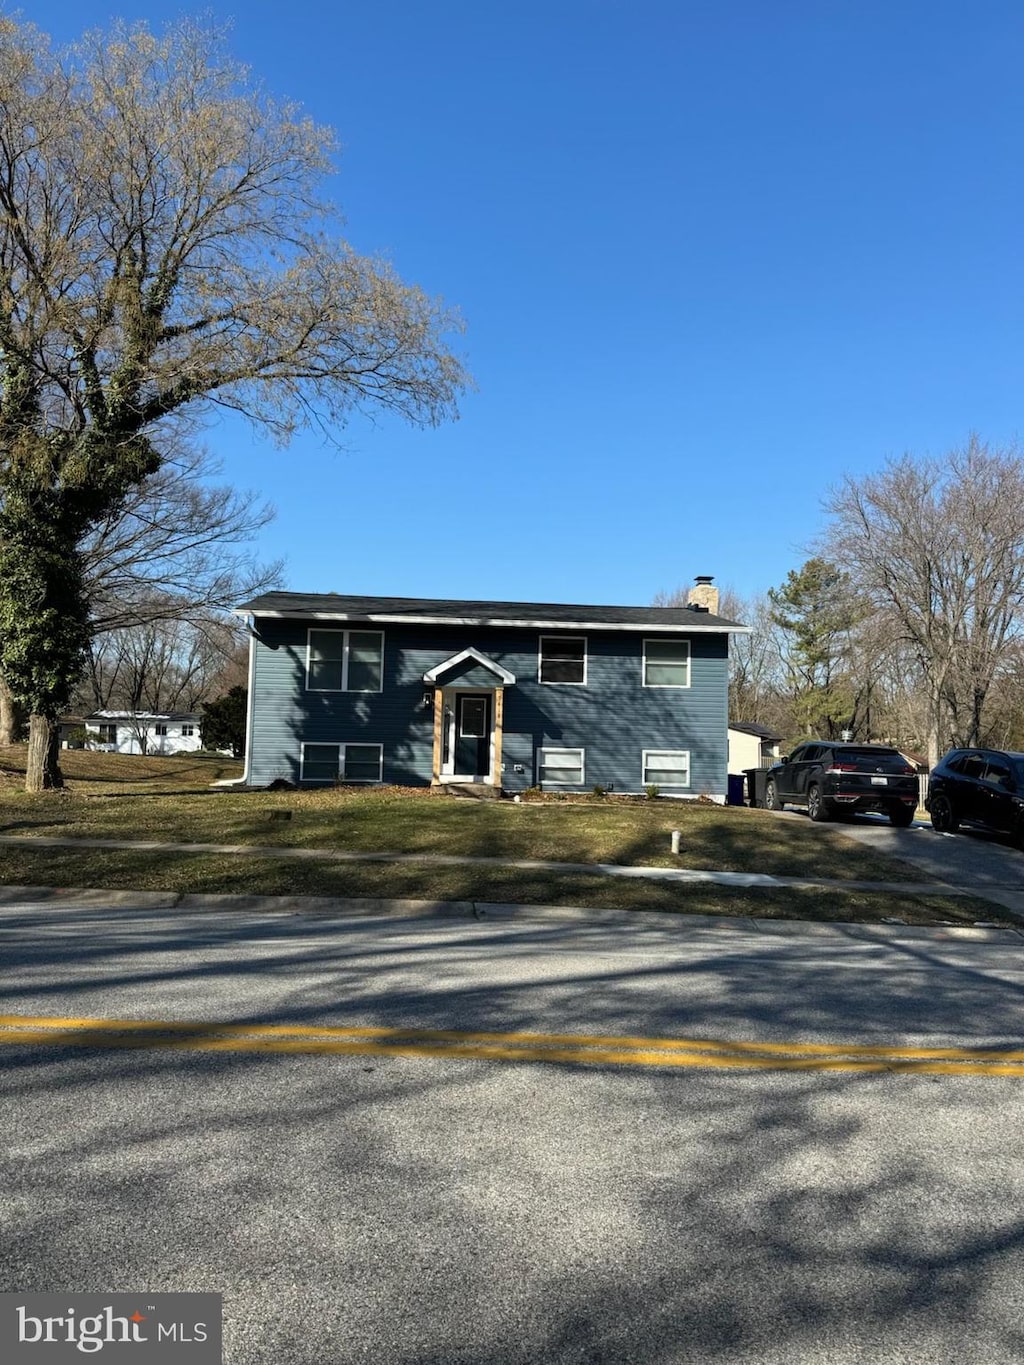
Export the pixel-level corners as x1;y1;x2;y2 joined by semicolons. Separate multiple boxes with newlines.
236;592;747;632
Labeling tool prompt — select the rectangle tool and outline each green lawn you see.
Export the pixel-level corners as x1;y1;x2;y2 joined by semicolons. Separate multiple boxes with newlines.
0;746;1004;927
0;747;242;794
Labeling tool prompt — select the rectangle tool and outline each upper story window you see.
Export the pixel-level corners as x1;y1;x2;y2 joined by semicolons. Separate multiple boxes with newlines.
155;724;168;736
539;635;586;685
643;638;690;688
181;725;194;737
307;629;384;692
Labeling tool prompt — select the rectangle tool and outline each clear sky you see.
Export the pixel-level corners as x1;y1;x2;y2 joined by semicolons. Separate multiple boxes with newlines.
32;1;1024;609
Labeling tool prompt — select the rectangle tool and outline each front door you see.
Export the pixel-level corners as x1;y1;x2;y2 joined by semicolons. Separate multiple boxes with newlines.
454;693;491;777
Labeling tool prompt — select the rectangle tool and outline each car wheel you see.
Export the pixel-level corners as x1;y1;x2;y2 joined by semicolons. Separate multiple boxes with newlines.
889;805;915;828
765;778;784;812
807;784;830;822
929;793;959;834
1014;813;1024;852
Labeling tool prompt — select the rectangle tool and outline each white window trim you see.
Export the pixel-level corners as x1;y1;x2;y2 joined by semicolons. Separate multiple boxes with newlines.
539;746;585;787
300;742;339;783
300;742;384;784
642;638;691;689
538;635;588;686
341;742;384;783
642;749;691;787
306;628;384;693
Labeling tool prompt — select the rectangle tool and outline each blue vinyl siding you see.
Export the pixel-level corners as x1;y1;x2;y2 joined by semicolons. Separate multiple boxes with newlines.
246;619;729;795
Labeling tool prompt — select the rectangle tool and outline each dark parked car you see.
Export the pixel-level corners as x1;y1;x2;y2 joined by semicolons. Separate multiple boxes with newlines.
763;741;919;826
926;748;1024;847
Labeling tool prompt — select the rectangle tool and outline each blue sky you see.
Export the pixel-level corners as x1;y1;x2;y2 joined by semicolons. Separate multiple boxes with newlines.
36;1;1024;608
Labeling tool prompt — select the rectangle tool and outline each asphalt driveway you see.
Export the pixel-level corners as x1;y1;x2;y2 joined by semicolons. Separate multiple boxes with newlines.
778;809;1024;920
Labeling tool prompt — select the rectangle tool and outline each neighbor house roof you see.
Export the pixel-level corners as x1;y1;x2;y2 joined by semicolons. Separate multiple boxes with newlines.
235;592;749;634
86;711;202;723
728;721;782;741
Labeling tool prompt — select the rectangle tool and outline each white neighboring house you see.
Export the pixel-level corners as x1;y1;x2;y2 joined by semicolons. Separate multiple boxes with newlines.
84;711;204;756
727;722;782;775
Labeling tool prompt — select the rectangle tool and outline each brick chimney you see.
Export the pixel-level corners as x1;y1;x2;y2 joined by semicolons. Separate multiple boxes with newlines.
686;575;719;615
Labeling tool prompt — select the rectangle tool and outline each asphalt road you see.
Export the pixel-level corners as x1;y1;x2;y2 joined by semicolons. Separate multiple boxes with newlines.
2;899;1024;1364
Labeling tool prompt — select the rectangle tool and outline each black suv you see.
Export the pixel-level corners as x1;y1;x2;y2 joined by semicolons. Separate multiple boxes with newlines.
763;742;919;825
926;748;1024;846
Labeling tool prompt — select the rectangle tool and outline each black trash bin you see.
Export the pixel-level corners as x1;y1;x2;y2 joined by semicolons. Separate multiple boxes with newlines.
745;767;768;808
727;773;745;806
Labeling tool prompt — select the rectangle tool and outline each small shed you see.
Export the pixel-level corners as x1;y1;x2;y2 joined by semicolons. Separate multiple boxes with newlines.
728;722;782;774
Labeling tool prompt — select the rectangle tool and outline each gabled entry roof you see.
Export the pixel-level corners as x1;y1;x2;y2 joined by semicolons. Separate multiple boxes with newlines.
423;647;516;686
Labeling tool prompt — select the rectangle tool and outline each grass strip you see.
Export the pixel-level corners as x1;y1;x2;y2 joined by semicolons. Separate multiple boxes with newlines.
0;844;1004;926
0;788;928;882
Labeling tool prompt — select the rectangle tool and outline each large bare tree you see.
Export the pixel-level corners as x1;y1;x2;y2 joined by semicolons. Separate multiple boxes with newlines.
0;15;467;789
0;445;279;744
825;437;1024;765
83;615;243;717
81;445;280;636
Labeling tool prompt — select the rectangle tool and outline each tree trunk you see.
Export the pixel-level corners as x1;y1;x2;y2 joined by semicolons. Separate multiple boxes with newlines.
25;714;64;792
0;677;27;746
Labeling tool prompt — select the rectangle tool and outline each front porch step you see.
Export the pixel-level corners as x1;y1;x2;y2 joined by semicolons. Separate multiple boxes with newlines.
439;783;503;800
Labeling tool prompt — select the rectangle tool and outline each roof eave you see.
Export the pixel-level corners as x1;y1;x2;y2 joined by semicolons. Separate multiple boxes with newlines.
235;607;750;634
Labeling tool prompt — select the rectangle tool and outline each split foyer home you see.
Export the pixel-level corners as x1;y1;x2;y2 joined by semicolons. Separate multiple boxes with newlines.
235;582;748;797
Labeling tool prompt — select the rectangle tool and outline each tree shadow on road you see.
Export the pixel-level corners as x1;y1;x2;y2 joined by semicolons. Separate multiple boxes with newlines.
2;908;1024;1362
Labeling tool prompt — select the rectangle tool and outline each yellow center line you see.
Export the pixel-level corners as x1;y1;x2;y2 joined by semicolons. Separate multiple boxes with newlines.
0;1013;1022;1075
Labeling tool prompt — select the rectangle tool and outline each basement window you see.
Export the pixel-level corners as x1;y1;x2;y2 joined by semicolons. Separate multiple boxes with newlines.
538;747;585;786
642;750;690;787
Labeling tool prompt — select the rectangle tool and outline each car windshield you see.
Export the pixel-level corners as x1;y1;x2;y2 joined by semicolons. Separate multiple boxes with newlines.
834;748;909;772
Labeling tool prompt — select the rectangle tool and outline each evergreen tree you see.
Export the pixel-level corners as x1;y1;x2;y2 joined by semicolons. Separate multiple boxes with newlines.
768;559;864;740
201;688;247;760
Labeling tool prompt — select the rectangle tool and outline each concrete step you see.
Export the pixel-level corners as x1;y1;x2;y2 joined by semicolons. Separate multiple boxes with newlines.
441;783;503;800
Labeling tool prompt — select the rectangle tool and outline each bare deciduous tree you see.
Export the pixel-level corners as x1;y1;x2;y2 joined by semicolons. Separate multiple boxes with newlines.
81;445;280;635
83;615;244;717
0;15;467;789
825;437;1024;765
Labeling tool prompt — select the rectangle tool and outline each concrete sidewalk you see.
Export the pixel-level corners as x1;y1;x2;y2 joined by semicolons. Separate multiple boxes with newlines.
0;830;976;893
0;831;1017;920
